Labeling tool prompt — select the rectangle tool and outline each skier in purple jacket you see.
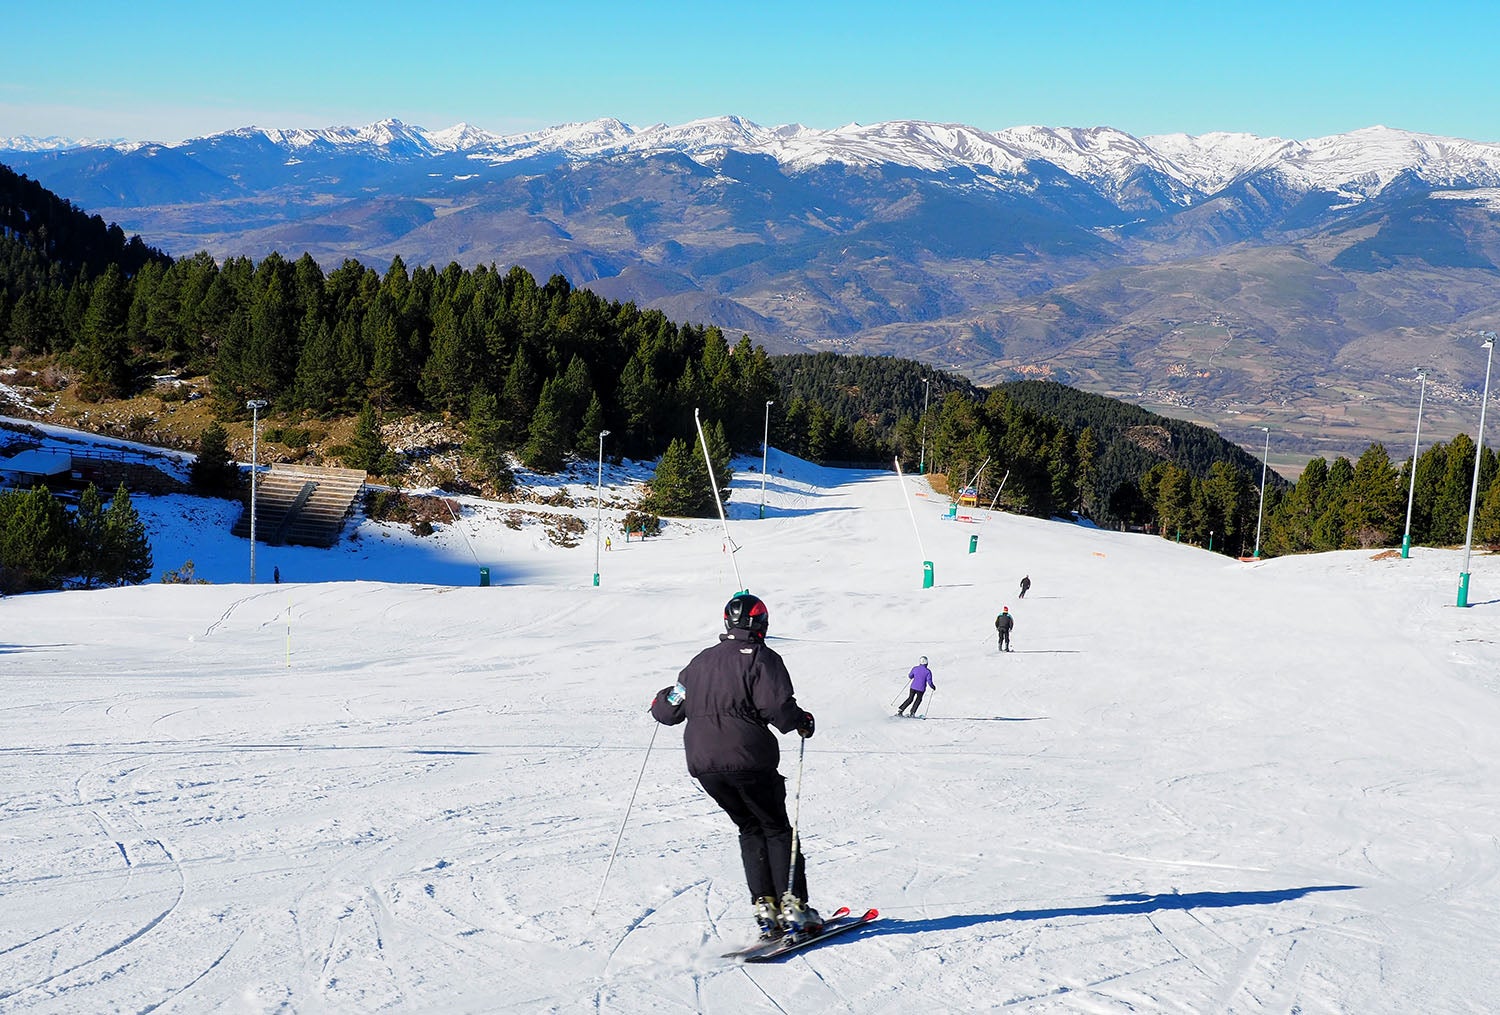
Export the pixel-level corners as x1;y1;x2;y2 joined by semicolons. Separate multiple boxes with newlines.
651;592;821;940
897;656;935;716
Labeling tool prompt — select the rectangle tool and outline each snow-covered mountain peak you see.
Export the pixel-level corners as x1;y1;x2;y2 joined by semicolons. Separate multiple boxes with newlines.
11;115;1500;207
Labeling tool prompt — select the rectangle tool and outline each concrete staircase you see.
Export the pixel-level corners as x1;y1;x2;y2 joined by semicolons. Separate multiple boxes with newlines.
231;464;366;548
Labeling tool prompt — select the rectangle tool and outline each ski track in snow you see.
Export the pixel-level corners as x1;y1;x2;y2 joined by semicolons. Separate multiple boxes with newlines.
1;446;1499;1011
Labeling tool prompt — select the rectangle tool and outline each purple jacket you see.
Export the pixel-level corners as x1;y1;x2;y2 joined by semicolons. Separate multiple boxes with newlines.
651;628;805;777
907;664;934;691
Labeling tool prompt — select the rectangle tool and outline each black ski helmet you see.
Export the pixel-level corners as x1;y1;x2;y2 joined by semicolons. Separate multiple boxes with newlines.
724;592;769;637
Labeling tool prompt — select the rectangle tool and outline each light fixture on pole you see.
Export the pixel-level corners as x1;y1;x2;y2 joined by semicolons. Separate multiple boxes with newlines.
760;400;773;519
1458;333;1495;607
246;399;268;584
1401;369;1428;559
917;377;931;474
594;429;611;587
1253;426;1271;559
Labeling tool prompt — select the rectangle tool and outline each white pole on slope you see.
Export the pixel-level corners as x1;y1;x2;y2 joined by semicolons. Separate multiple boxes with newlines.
694;408;744;593
1402;369;1428;559
896;456;934;588
1458;332;1495;608
985;469;1011;519
594;429;611;587
1253;426;1271;559
760;400;773;519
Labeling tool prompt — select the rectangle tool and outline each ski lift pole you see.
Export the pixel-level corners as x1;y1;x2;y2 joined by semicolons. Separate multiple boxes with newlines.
984;469;1011;520
895;456;934;588
694;408;744;593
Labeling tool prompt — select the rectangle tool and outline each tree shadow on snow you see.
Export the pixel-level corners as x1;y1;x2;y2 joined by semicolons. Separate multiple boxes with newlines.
862;885;1359;940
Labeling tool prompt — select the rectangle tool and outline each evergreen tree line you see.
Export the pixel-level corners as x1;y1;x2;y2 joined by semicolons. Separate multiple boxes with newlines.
769;363;1287;538
0;164;168;304
0;482;153;594
0;245;781;477
1259;437;1500;555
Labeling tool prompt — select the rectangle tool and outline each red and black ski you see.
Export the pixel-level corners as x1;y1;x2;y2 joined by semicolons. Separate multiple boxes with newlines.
724;906;879;962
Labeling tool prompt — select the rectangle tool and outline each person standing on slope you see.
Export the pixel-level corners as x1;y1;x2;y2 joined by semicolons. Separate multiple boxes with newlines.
1018;575;1031;599
897;656;935;717
650;592;821;940
995;606;1015;652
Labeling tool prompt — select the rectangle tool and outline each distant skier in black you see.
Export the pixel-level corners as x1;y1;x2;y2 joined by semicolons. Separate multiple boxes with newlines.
651;592;822;941
1018;575;1031;599
273;566;281;584
995;606;1014;652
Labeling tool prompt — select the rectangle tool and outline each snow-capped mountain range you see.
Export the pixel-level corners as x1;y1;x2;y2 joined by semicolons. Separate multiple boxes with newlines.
8;114;1500;463
9;115;1500;205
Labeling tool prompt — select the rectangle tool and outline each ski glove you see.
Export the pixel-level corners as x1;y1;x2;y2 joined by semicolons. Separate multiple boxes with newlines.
797;711;815;738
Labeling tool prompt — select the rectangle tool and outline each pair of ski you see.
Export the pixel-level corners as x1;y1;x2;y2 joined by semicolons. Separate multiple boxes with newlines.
722;905;880;962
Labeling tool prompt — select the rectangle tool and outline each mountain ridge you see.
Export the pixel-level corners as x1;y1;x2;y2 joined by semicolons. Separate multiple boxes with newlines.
8;115;1500;464
10;116;1500;202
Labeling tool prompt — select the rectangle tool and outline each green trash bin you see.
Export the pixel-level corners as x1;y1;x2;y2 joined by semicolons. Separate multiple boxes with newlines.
479;566;490;587
968;534;978;553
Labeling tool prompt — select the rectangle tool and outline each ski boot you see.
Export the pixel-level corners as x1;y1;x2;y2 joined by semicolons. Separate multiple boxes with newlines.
753;896;783;941
779;893;823;937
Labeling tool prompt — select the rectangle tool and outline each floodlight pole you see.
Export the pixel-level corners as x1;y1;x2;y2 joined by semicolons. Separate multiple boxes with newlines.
1253;426;1270;559
760;400;773;519
918;377;931;474
1402;370;1428;559
246;398;268;584
594;429;611;587
1458;333;1495;607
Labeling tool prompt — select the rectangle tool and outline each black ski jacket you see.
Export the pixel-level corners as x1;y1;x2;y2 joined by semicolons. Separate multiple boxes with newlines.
651;628;804;778
995;612;1014;633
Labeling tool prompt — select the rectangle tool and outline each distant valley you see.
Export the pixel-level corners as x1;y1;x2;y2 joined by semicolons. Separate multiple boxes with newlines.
8;116;1500;467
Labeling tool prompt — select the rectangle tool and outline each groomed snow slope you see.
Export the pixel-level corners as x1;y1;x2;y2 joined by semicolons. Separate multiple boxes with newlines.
2;449;1498;1013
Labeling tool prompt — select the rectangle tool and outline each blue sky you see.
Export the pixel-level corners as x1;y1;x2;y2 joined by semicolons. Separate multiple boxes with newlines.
4;1;1498;143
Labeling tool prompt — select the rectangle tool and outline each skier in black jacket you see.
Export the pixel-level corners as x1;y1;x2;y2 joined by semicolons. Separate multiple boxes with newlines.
995;606;1015;652
651;592;821;940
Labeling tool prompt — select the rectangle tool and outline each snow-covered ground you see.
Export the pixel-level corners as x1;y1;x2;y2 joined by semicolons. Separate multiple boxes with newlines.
3;425;1499;1013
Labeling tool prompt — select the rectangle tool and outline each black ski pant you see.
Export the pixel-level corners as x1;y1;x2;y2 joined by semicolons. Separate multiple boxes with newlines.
899;689;925;713
998;630;1011;651
697;770;808;905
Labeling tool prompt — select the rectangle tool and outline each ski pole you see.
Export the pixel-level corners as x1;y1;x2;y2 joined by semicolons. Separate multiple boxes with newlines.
784;734;807;903
591;721;661;917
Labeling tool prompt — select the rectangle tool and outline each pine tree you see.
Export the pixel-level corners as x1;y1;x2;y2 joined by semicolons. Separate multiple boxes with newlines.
79;263;132;399
1312;456;1354;550
642;437;714;517
72;483;109;588
346;402;392;475
522;377;569;472
1433;436;1476;544
705;419;734;503
1075;426;1100;518
1345;443;1404;547
575;392;608;458
464;389;515;493
102;484;152;585
190;423;242;497
0;486;73;591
